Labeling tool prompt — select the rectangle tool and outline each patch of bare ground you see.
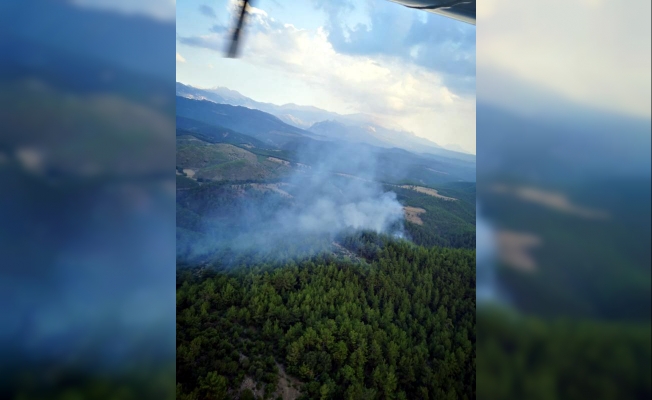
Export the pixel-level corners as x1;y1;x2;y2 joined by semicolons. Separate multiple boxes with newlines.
496;230;542;272
399;185;457;201
239;377;265;399
332;242;360;260
230;183;293;198
233;362;302;400
404;206;426;225
241;144;253;148
273;362;302;400
267;156;291;166
182;168;195;179
489;184;610;220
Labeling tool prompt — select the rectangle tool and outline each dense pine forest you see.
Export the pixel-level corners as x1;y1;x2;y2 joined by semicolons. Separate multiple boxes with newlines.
177;233;475;400
476;178;652;400
393;183;476;250
476;307;651;400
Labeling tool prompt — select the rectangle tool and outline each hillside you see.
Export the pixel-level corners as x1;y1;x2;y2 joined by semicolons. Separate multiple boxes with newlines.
176;87;477;400
176;96;324;150
175;97;475;184
176;82;355;129
177;178;476;268
176;135;291;184
177;117;271;150
177;234;475;400
176;82;474;160
392;183;476;249
475;100;651;399
308;120;389;148
308;120;474;162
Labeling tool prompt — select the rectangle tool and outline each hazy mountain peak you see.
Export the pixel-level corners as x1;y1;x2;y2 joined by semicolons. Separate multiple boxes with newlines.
442;143;472;154
280;114;306;127
309;119;345;129
176;82;475;161
207;86;248;100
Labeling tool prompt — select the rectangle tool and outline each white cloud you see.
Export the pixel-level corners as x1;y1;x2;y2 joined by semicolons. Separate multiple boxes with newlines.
181;12;476;152
176;53;186;63
227;0;268;17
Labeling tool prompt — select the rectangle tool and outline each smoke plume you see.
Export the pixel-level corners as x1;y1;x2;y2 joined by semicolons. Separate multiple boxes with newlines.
177;139;406;263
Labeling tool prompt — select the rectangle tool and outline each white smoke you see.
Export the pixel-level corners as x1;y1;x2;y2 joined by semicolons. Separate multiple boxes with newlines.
476;202;507;304
179;139;406;262
281;139;405;238
283;186;404;236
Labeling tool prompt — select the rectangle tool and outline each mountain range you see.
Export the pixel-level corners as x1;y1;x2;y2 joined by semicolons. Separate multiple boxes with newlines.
175;95;476;184
176;82;475;161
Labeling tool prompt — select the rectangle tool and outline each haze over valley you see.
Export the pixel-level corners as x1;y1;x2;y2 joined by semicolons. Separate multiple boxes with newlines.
176;88;476;263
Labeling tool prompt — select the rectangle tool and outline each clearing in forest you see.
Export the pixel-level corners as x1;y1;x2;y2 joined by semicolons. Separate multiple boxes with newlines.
274;362;302;400
495;230;541;272
267;156;291;166
404;206;426;225
400;185;457;201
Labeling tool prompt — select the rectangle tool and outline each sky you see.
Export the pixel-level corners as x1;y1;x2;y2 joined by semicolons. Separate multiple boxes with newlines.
70;0;650;154
478;0;650;120
176;0;477;154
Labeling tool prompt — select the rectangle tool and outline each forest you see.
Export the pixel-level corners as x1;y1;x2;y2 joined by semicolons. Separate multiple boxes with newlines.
392;183;476;250
476;307;651;400
176;233;476;400
175;105;477;399
476;177;651;399
176;177;476;264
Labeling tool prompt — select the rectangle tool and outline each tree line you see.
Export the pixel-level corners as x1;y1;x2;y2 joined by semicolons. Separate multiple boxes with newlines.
177;233;476;399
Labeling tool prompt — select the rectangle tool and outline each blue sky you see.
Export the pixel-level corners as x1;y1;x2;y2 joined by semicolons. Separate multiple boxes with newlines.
176;0;477;153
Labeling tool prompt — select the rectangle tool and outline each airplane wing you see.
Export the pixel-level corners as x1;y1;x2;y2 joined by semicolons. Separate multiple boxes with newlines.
388;1;476;25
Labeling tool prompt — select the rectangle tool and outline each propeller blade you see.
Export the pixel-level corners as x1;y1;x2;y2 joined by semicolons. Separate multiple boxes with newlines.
226;0;250;58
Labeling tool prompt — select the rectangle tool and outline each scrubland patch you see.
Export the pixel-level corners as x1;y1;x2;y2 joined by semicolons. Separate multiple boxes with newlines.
496;230;542;272
268;156;290;166
400;185;457;201
404;206;426;225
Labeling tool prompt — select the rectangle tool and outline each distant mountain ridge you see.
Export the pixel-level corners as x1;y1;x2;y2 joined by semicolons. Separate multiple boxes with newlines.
176;96;327;150
175;96;476;183
308;120;390;148
176;82;346;128
176;82;475;161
